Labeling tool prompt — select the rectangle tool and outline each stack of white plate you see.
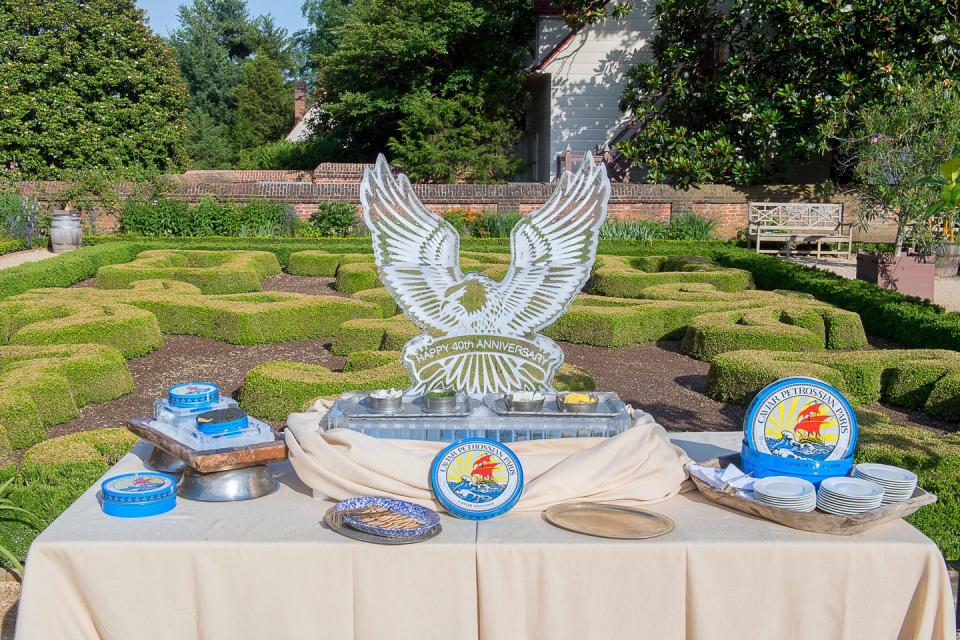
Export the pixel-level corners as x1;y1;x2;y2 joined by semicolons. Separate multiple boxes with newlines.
753;476;817;512
853;463;918;504
817;477;884;515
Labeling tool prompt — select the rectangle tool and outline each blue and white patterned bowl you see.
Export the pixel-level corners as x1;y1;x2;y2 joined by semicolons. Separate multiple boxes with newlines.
334;496;440;539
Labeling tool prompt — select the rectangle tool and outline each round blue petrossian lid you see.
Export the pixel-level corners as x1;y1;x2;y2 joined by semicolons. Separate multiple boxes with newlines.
741;377;858;482
195;407;249;436
101;472;177;518
430;438;523;520
167;382;220;409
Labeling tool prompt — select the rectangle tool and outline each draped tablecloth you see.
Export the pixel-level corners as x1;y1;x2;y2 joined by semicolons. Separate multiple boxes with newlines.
16;432;957;640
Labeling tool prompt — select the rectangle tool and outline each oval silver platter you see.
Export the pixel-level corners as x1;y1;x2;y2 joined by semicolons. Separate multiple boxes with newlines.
323;507;442;545
543;502;675;539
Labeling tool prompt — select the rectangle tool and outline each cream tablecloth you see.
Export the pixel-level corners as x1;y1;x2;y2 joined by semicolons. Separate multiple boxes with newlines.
16;433;957;640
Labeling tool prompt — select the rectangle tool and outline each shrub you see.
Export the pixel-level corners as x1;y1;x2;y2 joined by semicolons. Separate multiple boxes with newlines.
706;349;960;421
0;344;133;459
241;354;411;418
335;262;382;293
680;304;867;361
94;249;281;294
0;242;142;300
589;255;754;298
121;198;294;237
235;137;339;170
18;281;382;346
665;213;717;241
0;298;163;358
308;202;360;237
287;251;373;277
330;315;420;356
600;219;667;241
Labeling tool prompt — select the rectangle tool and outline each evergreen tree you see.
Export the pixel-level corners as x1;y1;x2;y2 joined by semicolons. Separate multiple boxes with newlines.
316;0;534;181
0;0;187;178
230;53;293;151
183;109;235;169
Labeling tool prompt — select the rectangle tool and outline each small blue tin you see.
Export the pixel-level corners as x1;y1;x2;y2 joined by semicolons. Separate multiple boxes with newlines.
101;472;177;518
167;382;220;410
195;407;249;436
430;438;523;520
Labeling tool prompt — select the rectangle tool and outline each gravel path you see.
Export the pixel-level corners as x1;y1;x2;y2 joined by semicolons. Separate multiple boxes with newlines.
786;256;960;312
0;248;55;270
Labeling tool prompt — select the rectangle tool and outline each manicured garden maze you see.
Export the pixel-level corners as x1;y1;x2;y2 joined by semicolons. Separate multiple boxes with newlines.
94;249;282;294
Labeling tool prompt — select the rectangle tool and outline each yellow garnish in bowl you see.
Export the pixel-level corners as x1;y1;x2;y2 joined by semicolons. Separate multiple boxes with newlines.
564;392;595;404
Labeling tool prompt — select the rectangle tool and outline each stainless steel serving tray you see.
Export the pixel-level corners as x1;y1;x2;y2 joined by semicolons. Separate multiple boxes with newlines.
483;392;625;418
342;395;480;419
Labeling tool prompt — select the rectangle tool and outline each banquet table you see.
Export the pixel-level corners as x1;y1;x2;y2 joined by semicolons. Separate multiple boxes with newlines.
15;431;957;640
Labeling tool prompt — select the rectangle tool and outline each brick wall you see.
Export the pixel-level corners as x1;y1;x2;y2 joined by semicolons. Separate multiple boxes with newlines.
18;177;861;240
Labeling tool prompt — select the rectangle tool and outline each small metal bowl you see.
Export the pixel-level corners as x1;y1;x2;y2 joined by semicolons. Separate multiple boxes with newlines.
557;394;600;413
424;391;458;413
368;393;403;413
504;394;544;413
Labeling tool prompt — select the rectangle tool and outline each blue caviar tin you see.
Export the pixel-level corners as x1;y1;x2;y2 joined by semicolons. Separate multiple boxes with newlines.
430;438;523;520
166;382;220;410
101;472;177;518
195;407;249;436
741;377;857;485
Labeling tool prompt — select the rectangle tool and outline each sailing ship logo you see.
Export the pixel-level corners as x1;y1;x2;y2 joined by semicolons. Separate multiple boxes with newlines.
430;438;523;519
745;377;856;462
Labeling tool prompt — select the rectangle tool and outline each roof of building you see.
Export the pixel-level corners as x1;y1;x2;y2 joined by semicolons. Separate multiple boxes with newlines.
285;104;320;143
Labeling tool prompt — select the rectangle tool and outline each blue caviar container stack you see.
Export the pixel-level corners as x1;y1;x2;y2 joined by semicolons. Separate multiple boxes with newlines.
101;472;178;518
740;377;858;486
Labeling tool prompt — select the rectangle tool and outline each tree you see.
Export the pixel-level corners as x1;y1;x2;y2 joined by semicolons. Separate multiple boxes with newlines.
294;0;353;85
616;0;959;187
841;82;960;256
0;0;187;179
315;0;534;181
183;109;235;169
230;53;293;150
387;91;523;182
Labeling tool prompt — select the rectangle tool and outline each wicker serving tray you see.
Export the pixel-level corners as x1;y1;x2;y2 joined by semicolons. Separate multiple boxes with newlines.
690;455;936;535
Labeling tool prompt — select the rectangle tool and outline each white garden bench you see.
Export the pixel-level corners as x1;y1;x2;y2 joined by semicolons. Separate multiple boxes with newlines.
748;202;852;258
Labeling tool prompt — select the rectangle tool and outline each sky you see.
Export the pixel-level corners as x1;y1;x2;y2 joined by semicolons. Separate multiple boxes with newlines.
135;1;309;37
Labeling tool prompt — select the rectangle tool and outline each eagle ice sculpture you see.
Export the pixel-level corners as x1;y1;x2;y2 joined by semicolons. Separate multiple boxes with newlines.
360;154;610;394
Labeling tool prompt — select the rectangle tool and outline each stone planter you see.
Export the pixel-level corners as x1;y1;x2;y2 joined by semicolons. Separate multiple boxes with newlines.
855;252;935;300
934;242;960;278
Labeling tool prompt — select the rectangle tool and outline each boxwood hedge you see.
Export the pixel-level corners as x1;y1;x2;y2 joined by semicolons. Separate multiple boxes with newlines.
17;281;382;345
0;298;162;358
588;255;754;298
706;348;960;420
0;344;133;460
95;249;281;294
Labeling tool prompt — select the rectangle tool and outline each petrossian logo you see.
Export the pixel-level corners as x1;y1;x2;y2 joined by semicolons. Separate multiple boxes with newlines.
745;377;857;462
108;473;172;494
430;438;523;520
